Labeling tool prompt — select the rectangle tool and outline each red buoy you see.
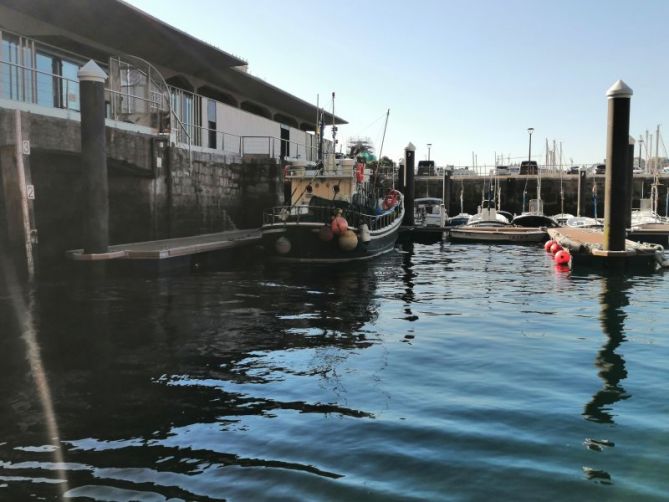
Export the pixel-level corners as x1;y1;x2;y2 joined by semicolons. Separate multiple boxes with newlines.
550;242;562;255
331;215;348;236
555;249;571;265
544;240;555;252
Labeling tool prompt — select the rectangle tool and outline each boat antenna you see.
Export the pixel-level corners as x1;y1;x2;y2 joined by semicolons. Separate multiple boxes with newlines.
331;91;336;157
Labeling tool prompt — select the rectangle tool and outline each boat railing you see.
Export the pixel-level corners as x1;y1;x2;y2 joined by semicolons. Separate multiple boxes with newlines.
263;201;403;230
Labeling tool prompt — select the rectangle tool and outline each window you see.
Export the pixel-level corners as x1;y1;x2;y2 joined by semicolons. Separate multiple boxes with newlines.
207;99;216;149
36;51;56;107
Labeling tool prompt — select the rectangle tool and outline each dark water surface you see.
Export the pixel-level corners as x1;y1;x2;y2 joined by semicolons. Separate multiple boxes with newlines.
1;243;668;501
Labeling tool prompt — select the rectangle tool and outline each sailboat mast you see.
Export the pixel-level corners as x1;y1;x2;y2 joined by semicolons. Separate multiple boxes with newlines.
331;92;336;153
378;109;390;160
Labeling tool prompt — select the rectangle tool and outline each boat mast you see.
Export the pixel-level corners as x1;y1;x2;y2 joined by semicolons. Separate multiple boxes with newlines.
378;109;390;160
653;124;660;214
331;92;336;158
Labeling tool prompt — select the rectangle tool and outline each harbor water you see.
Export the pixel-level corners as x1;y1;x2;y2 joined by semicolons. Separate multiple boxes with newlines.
0;243;668;501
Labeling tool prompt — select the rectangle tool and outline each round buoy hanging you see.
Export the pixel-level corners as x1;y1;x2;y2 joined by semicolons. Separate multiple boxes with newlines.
550;242;562;255
331;210;348;236
275;236;291;254
544;240;555;252
555;249;571;266
338;229;358;251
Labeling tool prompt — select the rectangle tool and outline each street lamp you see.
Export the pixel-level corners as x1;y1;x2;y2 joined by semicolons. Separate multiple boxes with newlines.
527;128;534;164
427;143;432;162
638;137;644;173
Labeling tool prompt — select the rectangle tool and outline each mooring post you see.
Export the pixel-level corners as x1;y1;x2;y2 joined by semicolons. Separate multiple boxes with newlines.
78;60;109;254
403;143;416;225
603;80;632;251
625;136;635;229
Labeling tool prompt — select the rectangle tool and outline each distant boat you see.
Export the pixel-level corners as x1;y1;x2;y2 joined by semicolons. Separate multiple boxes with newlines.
566;216;603;229
553;213;574;226
414;197;447;228
467;207;509;226
512;199;559;228
449;225;547;243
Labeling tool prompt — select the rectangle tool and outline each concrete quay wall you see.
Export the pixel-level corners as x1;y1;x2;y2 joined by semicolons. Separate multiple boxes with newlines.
0;109;282;265
416;175;669;218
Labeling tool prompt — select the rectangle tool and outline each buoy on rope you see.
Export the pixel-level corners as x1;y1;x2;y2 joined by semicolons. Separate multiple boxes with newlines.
555;249;571;265
544;240;555;252
331;211;348;236
550;242;562;255
338;229;358;251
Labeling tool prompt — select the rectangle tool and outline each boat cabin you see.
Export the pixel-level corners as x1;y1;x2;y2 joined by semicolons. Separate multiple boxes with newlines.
285;156;369;206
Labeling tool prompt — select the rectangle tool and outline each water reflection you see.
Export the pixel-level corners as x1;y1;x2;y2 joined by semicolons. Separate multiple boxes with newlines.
0;257;390;499
583;274;631;424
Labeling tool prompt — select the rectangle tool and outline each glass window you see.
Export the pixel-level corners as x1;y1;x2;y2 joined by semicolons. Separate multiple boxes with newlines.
207;99;216;149
35;52;56;107
60;59;80;111
1;34;20;100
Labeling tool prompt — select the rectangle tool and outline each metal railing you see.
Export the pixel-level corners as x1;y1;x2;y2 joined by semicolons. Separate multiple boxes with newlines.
1;59;170;130
263;200;403;231
1;59;80;110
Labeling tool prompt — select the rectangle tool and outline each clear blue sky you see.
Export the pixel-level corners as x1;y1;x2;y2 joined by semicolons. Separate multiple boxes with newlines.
127;0;669;167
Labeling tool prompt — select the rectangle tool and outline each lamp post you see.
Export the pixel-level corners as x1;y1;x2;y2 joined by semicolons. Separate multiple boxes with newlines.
427;143;432;162
638;137;644;173
527;127;534;165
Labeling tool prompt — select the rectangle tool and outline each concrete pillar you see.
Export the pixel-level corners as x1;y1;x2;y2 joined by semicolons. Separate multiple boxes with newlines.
78;60;109;254
403;143;415;225
625;137;635;229
603;80;632;251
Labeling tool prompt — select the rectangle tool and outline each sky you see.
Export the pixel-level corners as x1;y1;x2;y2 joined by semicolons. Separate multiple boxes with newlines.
126;0;669;168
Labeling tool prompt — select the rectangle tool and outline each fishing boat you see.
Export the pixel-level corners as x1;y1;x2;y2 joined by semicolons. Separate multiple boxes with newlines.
262;157;404;262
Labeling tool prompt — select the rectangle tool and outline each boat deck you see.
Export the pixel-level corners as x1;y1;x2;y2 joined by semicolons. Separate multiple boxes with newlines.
67;229;261;261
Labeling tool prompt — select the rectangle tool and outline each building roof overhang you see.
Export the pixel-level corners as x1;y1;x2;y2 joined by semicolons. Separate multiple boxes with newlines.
0;0;347;127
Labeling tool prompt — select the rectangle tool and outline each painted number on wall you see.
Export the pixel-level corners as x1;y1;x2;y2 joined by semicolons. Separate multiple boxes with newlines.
26;184;35;200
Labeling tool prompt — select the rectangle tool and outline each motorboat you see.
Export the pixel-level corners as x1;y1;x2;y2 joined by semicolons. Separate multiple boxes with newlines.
414;197;447;228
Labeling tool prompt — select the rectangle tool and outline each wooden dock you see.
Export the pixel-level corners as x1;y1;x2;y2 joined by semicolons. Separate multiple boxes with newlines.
547;227;662;269
67;229;261;261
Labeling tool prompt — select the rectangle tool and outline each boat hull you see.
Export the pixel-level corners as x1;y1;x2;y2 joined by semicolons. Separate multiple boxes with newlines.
449;226;548;243
262;220;402;263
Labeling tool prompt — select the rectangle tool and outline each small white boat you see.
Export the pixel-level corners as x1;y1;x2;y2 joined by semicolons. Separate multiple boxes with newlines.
566;216;603;229
553;213;574;226
414;197;447;227
449;225;548;243
467;207;509;226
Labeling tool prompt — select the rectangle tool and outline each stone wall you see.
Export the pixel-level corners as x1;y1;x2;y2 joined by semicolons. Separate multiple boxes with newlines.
0;108;282;264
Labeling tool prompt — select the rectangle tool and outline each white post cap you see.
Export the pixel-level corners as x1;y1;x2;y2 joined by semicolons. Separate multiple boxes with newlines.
607;80;633;99
405;142;416;152
78;60;108;83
